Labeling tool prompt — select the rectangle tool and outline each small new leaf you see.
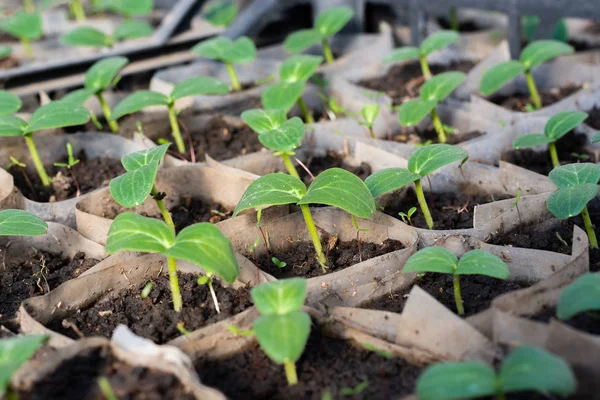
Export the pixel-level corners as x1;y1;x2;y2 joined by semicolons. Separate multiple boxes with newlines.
84;57;129;93
251;278;307;315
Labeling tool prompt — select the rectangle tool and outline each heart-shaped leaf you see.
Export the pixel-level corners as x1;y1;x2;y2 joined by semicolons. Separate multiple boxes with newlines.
233;173;306;216
253;312;311;364
456;250;509;279
544;111;587;140
548;163;600;188
26;101;90;133
546;184;599;219
202;0;238;27
404;247;458;274
0;11;42;40
0;209;48;236
361;104;380;125
416;361;497;400
557;273;600;320
398;98;437;126
408;144;468;177
261;81;306;112
480;60;526;96
513;134;554;149
520;40;574;70
192;36;256;64
0;115;27;136
0;90;22;115
0;335;49;398
258;117;305;152
420;71;466;103
111;90;170;120
169;76;229;101
61;27;110;48
60;88;96;106
279;55;323;83
106;212;175;254
226;36;257;64
315;6;353;38
113;20;153;41
250;278;307;315
364;168;421;197
420;30;460;56
283;29;322;53
383;47;420;63
109;161;160;207
84;56;129;93
298;168;375;219
241;108;287;134
121;144;169;171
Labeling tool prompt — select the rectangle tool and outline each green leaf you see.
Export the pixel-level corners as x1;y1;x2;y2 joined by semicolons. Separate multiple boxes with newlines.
105;0;153;17
546;184;600;219
61;88;96;106
513;134;554;149
0;335;48;398
261;81;306;112
0;209;47;236
408;144;468;176
557;273;600;320
361;104;380;125
111;90;169;120
0;11;42;40
169;76;229;101
113;20;154;41
254;312;310;364
480;61;527;96
520;40;574;70
548;163;600;188
456;250;509;279
241;108;287;134
420;30;460;57
251;278;307;315
315;6;353;38
163;223;240;283
0;90;21;115
404;247;457;274
202;0;238;27
121;144;169;172
592;132;600;143
191;36;256;64
279;55;323;83
0;45;11;59
364;168;421;197
383;47;420;63
298;168;376;219
61;27;110;48
26;101;90;133
109;161;160;207
544;111;587;141
84;56;129;93
225;36;256;64
416;361;497;400
0;115;27;136
233;173;306;216
420;71;466;103
398;98;437;126
258;117;305;152
283;29;323;53
499;346;576;396
106;212;175;254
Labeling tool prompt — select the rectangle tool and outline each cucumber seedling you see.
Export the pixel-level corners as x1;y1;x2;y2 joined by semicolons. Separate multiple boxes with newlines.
110;76;229;154
0;90;22;115
480;40;574;110
0;335;49;399
398;71;466;143
251;278;310;385
261;55;323;123
404;247;509;315
417;345;576;400
107;144;240;313
234;168;376;272
191;36;256;92
284;6;354;64
202;0;238;27
365;144;468;229
545;163;600;249
0;101;90;186
359;104;380;139
0;10;42;57
398;206;417;225
0;209;48;236
383;30;460;80
61;20;154;48
53;143;81;197
556;273;600;321
513;111;588;167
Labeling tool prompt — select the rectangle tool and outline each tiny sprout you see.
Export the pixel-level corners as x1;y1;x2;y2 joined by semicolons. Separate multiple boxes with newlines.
8;156;26;168
0;335;49;398
361;342;393;359
176;322;192;336
480;40;574;110
202;0;238;27
340;381;369;396
61;21;154;48
272;257;287;269
398;206;417;225
97;376;117;400
0;10;42;57
555;232;569;248
141;282;153;298
197;275;210;285
571;152;590;160
512;188;523;225
211;209;227;217
54;143;81;197
359;104;380;139
556;273;600;320
227;324;253;337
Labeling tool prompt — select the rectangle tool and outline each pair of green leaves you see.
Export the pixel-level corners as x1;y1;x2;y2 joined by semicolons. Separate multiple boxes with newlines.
241;109;305;153
513;111;587;149
261;55;323;112
0;91;21;115
546;163;600;219
283;6;353;54
62;57;129;105
251;278;310;365
417;346;576;400
0;10;42;41
202;0;238;27
480;40;574;96
0;335;49;398
191;36;256;65
365;144;468;198
383;30;459;64
398;72;466;127
359;104;380;128
0;209;47;236
61;21;154;48
557;273;600;320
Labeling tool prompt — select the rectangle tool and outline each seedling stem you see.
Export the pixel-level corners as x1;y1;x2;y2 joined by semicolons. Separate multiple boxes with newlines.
24;0;35;12
581;206;598;249
548;142;560;168
97;93;119;133
430;108;447;143
453;274;465;315
70;0;86;22
322;39;334;64
167;103;186;154
284;360;299;385
207;273;221;313
524;70;542;109
297;97;314;124
21;38;32;58
225;62;241;91
24;134;51;186
419;55;432;80
414;179;434;229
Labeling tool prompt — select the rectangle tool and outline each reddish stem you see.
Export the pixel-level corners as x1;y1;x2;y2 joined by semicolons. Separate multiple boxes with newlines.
294;157;315;180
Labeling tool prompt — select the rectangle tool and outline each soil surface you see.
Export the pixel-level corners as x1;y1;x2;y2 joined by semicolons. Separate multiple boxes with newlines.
0;56;19;69
357;61;476;106
46;273;252;344
488;83;583;112
16;345;195;400
585;106;600;130
247;237;404;279
297;151;372;185
170;197;232;232
391;126;484;145
195;326;422;400
0;251;99;323
9;152;124;202
532;306;600;336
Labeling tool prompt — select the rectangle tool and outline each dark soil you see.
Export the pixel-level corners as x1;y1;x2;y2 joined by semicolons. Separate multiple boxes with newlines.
247;237;404;279
488;83;583;112
0;251;99;323
502;130;594;176
169;197;231;232
532;306;600;336
391;126;484;145
16;345;195;400
8;152;124;202
0;56;19;69
437;18;481;32
45;273;252;344
297;151;372;185
357;61;476;106
585;106;600;130
195;326;422;400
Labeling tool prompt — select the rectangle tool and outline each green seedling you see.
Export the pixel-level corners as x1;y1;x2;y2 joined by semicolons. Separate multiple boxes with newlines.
417;345;576;400
251;278;310;385
0;209;48;236
54;142;81;197
480;40;574;110
0;335;49;398
398;206;417;225
448;7;459;31
97;376;118;400
191;36;256;91
227;324;253;337
359;104;380;139
62;20;153;48
202;0;238;27
340;381;369;396
141;281;153;298
234;168;376;272
261;55;323;123
405;248;508;315
398;72;466;143
351;214;370;262
571;152;590;161
272;257;287;269
111;76;228;154
0;45;12;59
383;30;459;80
0;10;42;57
365;144;468;230
0;101;90;186
545;163;600;249
513;111;587;168
0;90;22;115
556;273;600;320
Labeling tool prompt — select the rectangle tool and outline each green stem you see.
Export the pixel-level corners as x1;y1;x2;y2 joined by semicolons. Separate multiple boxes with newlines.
582;206;598;249
225;62;241;91
151;186;175;232
96;93;119;133
414;179;434;229
431;108;447;143
168;104;186;154
24;134;52;186
24;0;35;12
525;70;542;110
453;274;465;315
284;361;299;385
297;97;314;124
281;153;299;178
449;7;459;31
322;39;334;64
70;0;86;21
21;38;32;58
419;55;432;80
548;142;560;168
368;126;375;139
